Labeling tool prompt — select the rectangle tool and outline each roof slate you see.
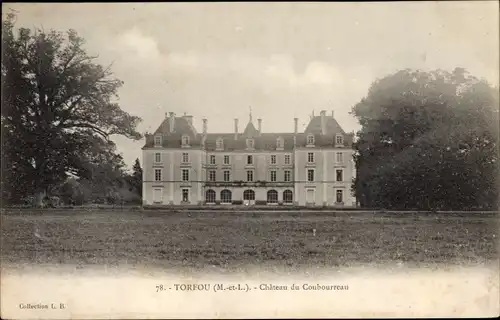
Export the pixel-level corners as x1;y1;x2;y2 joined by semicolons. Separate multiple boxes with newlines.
143;115;353;150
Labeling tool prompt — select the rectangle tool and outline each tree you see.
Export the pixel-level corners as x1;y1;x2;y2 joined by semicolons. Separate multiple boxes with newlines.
130;158;143;197
1;12;142;205
351;68;499;210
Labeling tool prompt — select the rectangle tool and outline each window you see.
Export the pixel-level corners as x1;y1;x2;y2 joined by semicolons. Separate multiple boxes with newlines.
336;134;344;145
270;155;276;164
182;152;189;163
283;190;293;203
336;152;343;163
336;169;343;182
307;134;315;145
182;135;190;146
336;190;343;203
155;152;161;163
307;169;314;182
243;189;255;200
247;170;254;182
205;189;216;203
276;137;283;149
223;155;230;165
284;154;291;165
210;155;216;165
270;170;277;182
182;189;189;202
284;170;291;182
216;138;224;150
223;170;231;182
182;169;189;181
267;190;278;204
247;155;253;165
308;152;314;163
220;189;232;203
246;139;255;149
209;170;216;182
154;135;162;146
155;169;162;181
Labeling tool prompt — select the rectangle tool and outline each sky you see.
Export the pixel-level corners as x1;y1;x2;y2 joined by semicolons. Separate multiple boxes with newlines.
3;2;499;170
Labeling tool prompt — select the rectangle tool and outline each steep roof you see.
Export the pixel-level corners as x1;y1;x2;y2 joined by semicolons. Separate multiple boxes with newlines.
305;116;346;135
143;113;353;150
242;121;259;137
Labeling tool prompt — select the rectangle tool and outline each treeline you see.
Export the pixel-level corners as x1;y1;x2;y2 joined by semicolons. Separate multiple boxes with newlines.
1;12;498;210
351;68;499;210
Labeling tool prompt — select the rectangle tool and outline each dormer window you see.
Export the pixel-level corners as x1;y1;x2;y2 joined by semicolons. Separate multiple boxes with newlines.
307;134;315;145
336;134;344;145
182;135;190;146
276;137;284;149
246;139;255;149
216;137;224;150
154;135;162;147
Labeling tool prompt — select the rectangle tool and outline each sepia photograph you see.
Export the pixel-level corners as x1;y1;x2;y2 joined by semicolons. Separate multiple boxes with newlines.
1;1;499;318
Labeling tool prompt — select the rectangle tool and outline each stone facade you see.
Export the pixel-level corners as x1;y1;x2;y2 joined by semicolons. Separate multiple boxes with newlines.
142;110;357;207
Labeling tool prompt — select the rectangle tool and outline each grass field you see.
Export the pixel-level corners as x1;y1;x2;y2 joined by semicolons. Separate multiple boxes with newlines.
1;209;498;273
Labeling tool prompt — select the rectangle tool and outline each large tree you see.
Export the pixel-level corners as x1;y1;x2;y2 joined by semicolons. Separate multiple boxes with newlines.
351;68;499;210
1;12;142;205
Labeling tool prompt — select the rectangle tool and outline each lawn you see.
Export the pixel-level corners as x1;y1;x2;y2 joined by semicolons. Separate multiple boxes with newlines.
1;209;498;273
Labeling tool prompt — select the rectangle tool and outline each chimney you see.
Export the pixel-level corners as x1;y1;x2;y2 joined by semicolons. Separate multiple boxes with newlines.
320;110;326;135
202;118;207;135
165;112;169;119
169;112;175;133
257;118;262;135
331;110;335;118
234;118;239;140
294;118;298;134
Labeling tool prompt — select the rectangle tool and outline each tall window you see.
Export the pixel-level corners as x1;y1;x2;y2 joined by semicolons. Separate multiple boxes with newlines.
336;134;344;145
336;190;343;203
270;170;277;182
223;155;230;165
209;170;216;182
247;170;254;182
182;135;190;146
270;155;276;164
221;190;232;203
223;170;230;182
307;152;314;163
336;152;343;163
182;189;189;202
307;169;314;182
307;134;315;145
154;135;162;146
205;189;216;203
247;155;253;165
243;189;255;200
182;152;189;163
182;169;189;181
267;190;278;204
283;190;293;203
155;169;162;181
284;154;291;164
336;169;343;182
155;153;161;163
210;155;216;164
216;138;224;150
284;170;291;182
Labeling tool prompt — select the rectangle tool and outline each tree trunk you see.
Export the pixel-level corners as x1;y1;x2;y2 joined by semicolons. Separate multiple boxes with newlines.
35;189;46;207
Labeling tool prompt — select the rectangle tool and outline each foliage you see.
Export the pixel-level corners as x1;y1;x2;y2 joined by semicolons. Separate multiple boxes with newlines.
1;12;142;204
351;68;499;210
